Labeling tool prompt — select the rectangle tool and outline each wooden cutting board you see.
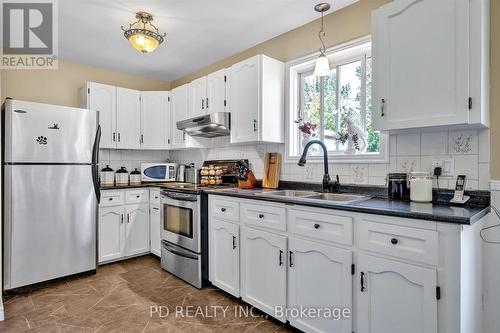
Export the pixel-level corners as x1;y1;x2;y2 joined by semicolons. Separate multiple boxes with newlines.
262;152;281;189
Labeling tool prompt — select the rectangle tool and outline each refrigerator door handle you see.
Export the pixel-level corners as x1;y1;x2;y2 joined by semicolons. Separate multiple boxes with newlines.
92;125;101;203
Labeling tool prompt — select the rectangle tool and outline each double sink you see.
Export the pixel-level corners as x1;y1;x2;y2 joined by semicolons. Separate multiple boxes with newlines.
259;190;370;204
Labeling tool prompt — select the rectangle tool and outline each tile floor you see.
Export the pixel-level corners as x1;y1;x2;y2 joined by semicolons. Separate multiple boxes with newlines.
1;255;294;332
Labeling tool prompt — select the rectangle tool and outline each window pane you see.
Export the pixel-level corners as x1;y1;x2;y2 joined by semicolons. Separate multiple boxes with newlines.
365;57;380;153
323;71;338;151
300;74;321;154
339;60;362;136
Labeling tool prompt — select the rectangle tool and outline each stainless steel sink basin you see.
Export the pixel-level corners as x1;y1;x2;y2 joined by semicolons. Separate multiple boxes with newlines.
306;193;369;203
261;190;317;197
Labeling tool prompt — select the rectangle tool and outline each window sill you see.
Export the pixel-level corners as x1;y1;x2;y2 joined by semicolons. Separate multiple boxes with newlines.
284;152;389;164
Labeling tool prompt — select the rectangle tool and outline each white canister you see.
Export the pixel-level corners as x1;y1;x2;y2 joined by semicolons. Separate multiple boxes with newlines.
115;167;129;186
409;172;433;203
130;168;141;185
100;165;115;187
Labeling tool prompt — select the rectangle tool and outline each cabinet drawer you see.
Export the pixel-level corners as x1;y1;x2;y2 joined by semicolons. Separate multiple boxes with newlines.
211;197;240;222
150;189;161;205
359;221;438;265
125;189;149;204
100;191;124;207
241;202;286;232
289;208;353;246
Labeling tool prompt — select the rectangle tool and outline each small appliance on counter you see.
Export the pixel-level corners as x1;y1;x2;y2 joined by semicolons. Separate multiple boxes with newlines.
450;175;470;204
141;162;177;182
409;171;433;203
115;167;129;186
129;168;141;185
387;173;410;200
176;164;186;182
100;165;115;187
185;163;198;184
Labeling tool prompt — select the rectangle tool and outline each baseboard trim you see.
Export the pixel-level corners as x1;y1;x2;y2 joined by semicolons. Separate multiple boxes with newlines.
491;180;500;191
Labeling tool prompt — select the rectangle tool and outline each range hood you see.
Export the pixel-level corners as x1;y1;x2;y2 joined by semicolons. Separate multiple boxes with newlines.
176;112;231;138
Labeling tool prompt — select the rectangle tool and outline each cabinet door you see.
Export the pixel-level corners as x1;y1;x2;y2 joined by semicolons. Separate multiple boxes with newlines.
207;69;226;114
125;203;150;256
228;56;260;143
170;85;188;149
209;218;239;297
241;226;287;322
288;237;352;333
150;204;161;257
357;253;437;333
372;0;469;131
87;82;116;149
98;206;125;263
116;87;141;149
140;91;169;149
189;77;207;117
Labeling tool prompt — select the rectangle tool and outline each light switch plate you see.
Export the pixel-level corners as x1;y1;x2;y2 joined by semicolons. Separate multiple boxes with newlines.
432;158;454;176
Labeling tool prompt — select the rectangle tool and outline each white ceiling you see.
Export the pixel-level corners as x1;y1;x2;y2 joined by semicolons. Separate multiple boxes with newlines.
59;0;357;82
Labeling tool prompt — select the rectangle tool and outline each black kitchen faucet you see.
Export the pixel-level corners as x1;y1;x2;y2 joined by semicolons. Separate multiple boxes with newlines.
298;140;340;193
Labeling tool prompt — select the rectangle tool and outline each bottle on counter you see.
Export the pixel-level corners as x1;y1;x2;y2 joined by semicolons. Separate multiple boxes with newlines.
115;167;129;186
100;165;115;187
130;168;141;185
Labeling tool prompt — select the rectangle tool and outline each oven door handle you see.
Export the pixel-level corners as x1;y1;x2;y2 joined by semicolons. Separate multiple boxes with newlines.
162;241;199;260
162;192;198;202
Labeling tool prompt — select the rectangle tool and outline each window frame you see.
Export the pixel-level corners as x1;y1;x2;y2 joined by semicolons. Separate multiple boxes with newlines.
285;36;389;164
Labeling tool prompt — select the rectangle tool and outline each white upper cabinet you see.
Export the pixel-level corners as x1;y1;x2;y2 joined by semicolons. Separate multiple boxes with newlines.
170;84;189;149
372;0;489;131
207;69;227;114
140;91;170;149
228;55;284;144
356;253;437;333
189;76;208;117
82;82;116;149
116;87;141;149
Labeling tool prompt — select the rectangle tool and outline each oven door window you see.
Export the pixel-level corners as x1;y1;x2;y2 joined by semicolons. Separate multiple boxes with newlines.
164;205;193;238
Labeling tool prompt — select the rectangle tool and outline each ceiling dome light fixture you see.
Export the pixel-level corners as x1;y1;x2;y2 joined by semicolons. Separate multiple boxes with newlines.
121;12;166;53
313;3;331;77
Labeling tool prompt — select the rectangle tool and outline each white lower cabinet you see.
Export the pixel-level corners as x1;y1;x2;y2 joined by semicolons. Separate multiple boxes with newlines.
99;189;151;264
98;206;126;262
356;253;437;333
150;204;161;257
240;226;287;322
209;218;239;297
288;237;353;333
125;203;150;256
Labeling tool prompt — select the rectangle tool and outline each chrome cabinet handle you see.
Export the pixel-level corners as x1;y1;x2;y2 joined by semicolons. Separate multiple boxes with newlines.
360;272;366;292
117;133;121;142
121;214;124;224
232;236;237;249
113;132;116;142
279;250;284;266
127;214;130;223
202;99;205;109
183;132;186;141
289;251;294;267
381;98;386;117
206;98;209;109
253;119;257;132
140;134;144;144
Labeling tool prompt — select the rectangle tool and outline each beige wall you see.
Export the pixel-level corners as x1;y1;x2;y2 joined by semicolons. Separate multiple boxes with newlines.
171;0;390;88
490;0;499;180
0;59;170;108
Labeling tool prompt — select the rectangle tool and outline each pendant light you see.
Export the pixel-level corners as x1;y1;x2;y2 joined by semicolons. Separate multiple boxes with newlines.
313;3;331;77
121;12;166;53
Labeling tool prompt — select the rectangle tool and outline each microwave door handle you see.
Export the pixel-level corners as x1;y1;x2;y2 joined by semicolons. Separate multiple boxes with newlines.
162;242;198;260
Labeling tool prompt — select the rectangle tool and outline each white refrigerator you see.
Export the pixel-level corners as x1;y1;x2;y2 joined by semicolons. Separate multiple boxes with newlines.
2;99;101;290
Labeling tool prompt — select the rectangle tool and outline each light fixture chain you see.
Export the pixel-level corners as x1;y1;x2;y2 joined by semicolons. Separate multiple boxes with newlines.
318;12;327;54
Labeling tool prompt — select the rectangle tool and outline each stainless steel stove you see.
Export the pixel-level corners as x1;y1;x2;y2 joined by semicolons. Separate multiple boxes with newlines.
160;160;246;288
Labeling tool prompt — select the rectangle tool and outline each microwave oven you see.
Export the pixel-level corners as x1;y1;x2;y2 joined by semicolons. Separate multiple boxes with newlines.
141;163;177;182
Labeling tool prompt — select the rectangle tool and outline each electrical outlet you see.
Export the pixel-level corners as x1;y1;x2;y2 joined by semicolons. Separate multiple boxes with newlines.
432;158;454;176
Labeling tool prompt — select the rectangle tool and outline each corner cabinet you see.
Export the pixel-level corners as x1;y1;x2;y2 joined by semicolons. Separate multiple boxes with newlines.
228;55;285;144
371;0;489;131
140;91;171;149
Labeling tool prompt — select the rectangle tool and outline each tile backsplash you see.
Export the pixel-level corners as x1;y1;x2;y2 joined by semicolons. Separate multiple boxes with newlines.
99;149;170;173
170;128;490;191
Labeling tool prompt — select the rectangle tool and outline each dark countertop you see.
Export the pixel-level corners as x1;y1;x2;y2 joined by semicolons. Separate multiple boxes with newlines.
204;188;490;225
101;182;490;225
